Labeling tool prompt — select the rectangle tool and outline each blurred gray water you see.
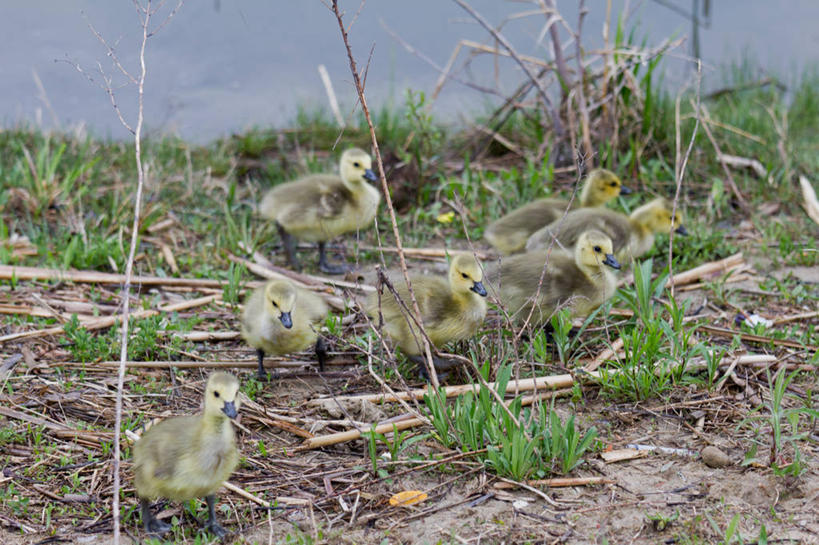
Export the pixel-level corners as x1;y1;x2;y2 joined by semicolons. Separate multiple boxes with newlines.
2;0;817;142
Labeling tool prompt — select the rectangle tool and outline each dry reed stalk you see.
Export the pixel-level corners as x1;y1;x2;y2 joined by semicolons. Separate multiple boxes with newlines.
585;337;624;372
310;373;577;406
493;476;614;489
666;252;744;287
222;481;310;507
0;293;219;344
317;64;345;128
0;264;225;288
357;244;494;260
699;325;817;352
64;356;358;372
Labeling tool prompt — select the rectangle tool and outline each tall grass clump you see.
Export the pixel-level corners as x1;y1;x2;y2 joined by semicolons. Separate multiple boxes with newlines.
423;362;598;480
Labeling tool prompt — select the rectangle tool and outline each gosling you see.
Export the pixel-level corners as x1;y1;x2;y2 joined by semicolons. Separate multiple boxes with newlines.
260;148;381;274
241;279;329;379
484;169;630;254
133;372;241;538
366;253;488;379
525;197;687;261
497;230;621;326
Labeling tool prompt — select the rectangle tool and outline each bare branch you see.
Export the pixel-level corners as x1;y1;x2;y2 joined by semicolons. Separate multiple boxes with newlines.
82;11;138;84
148;0;184;37
330;0;442;389
668;60;701;298
452;0;564;137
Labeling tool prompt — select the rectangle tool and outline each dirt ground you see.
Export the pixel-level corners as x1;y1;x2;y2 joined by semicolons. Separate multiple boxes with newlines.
1;254;817;545
2;368;818;545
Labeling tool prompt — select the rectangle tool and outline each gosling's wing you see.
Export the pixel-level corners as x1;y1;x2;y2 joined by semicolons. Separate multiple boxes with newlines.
296;286;330;324
314;178;355;220
136;417;197;481
369;275;443;323
260;174;346;227
486;199;568;253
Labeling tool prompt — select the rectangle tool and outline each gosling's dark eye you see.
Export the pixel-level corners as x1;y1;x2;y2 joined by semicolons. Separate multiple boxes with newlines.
593;245;602;252
461;273;469;279
214;391;220;398
271;301;278;307
353;162;360;168
610;182;618;187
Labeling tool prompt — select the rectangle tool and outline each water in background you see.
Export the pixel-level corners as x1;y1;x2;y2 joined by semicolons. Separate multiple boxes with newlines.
2;1;817;142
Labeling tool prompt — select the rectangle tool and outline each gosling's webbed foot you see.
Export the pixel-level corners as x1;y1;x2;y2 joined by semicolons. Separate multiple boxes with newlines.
141;498;171;535
411;355;452;383
145;516;171;535
204;494;228;538
204;520;228;538
317;241;351;275
318;259;351;275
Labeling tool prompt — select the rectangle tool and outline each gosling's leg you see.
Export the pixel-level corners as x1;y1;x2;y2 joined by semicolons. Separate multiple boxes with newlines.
256;348;280;381
317;241;351;275
141;498;171;535
256;349;267;381
204;494;227;538
276;222;301;271
315;337;328;373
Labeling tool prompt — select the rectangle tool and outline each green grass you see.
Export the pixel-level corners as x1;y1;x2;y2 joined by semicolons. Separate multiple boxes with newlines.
61;314;198;362
423;362;599;480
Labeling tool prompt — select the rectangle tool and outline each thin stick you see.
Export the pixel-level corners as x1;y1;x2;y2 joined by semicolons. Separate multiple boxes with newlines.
493;476;613;489
452;0;563;137
296;416;423;451
222;481;309;507
59;358;350;370
111;2;155;540
668;59;701;299
309;373;577;406
330;0;440;389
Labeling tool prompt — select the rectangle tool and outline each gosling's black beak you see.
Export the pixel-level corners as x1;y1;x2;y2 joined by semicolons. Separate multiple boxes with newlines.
675;225;689;236
603;253;621;270
363;168;377;182
279;311;293;329
221;401;238;419
470;281;487;297
619;185;633;195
